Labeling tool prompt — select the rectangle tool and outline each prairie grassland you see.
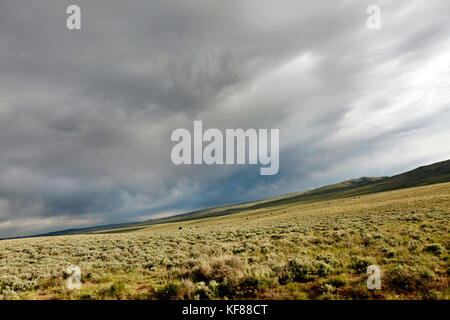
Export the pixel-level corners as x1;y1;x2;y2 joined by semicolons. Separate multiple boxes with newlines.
0;183;448;300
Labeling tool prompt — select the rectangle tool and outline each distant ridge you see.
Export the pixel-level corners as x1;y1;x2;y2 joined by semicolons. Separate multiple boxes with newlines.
268;158;450;205
5;159;450;239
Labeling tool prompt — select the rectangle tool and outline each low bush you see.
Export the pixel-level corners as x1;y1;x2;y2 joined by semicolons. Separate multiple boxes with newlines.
423;244;445;256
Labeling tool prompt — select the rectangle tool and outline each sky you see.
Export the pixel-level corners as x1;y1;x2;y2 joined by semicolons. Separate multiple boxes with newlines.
0;0;449;238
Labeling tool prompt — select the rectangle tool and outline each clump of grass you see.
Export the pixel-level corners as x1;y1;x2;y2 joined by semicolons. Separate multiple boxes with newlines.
155;282;181;300
279;258;333;284
99;281;126;299
348;256;375;273
244;268;275;291
388;264;437;292
327;275;347;288
423;244;445;256
38;278;57;290
193;281;215;300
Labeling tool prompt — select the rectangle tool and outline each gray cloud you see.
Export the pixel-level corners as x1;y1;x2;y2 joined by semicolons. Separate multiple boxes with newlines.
0;0;449;237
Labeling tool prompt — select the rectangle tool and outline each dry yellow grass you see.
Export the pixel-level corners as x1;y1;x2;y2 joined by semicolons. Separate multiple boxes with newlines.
0;183;449;299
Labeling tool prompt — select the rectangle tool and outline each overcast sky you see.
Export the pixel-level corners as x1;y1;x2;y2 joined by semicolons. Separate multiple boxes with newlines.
0;0;449;237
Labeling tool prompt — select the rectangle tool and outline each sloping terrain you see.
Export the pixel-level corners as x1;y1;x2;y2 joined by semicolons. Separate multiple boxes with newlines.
85;159;450;235
0;182;448;299
16;159;450;238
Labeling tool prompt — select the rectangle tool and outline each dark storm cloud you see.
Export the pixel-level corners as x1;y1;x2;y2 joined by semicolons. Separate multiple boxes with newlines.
0;0;449;237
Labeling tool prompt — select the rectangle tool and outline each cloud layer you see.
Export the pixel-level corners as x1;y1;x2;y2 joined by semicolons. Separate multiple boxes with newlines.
1;0;449;237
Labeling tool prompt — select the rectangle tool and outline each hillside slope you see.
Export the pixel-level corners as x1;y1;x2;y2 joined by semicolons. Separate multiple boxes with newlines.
271;159;450;205
33;159;450;237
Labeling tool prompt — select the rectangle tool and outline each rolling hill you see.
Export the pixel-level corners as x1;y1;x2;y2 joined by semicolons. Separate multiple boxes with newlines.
1;162;448;299
24;158;450;238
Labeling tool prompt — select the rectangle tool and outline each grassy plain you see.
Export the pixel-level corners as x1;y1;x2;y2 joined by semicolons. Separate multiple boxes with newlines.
0;182;448;300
